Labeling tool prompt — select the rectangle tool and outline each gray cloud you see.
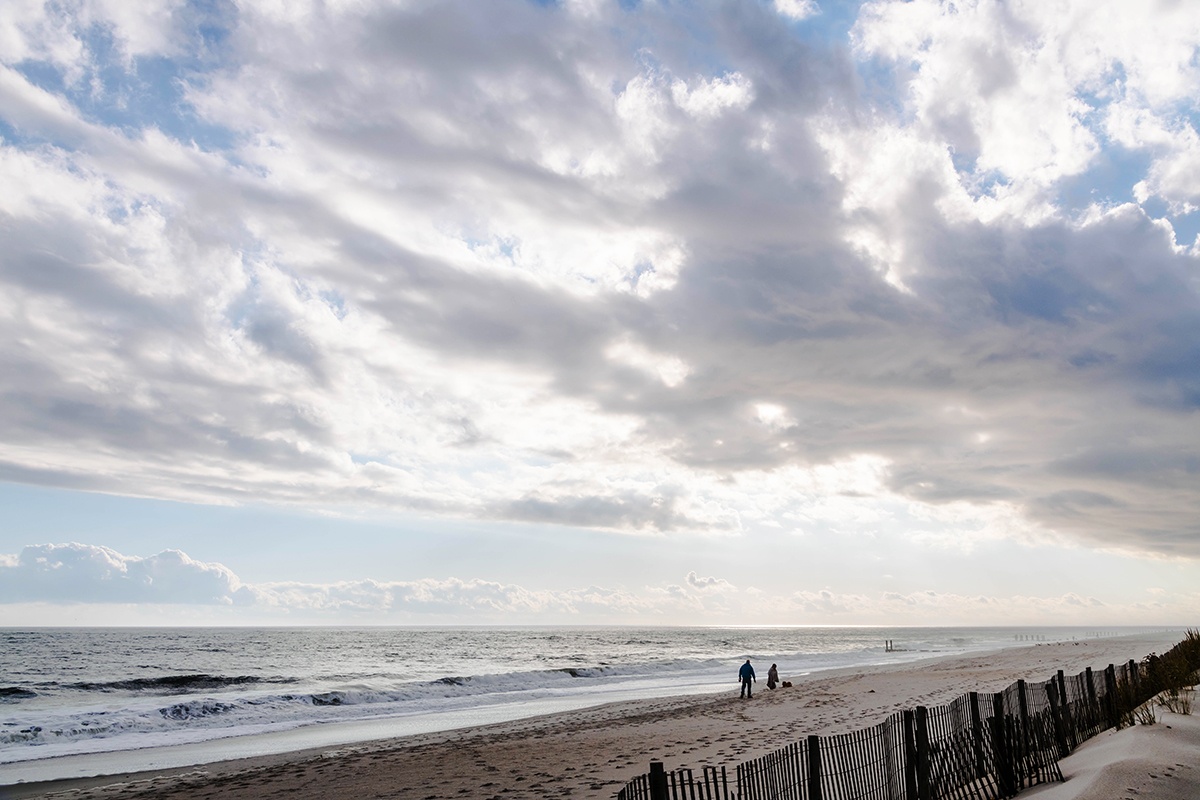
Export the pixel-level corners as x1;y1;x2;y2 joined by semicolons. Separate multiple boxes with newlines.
496;486;715;533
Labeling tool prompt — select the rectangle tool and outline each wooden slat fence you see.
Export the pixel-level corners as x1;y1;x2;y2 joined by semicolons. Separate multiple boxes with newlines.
823;715;905;800
617;632;1200;800
619;763;731;800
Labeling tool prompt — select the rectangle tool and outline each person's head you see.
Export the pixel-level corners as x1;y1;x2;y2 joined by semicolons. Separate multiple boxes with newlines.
745;659;751;663
771;663;777;669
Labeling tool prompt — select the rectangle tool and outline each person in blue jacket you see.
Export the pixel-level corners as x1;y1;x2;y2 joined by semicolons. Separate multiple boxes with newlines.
739;658;756;698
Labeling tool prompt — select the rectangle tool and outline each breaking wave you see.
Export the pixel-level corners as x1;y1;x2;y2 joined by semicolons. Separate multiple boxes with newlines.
66;674;296;693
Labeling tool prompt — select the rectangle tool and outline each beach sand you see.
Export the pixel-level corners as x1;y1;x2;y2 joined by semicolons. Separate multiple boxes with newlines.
3;631;1191;800
1024;708;1199;800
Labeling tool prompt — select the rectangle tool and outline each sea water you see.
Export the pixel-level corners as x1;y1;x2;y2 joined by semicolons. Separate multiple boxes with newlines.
0;626;1161;782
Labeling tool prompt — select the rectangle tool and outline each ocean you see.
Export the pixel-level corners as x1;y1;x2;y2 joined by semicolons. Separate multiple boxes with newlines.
0;626;1161;783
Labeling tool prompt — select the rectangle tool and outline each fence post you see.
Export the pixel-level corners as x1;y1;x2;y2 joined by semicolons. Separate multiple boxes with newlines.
1146;653;1161;694
990;694;1016;798
915;706;932;800
808;735;823;800
1104;665;1119;729
1016;680;1030;787
903;710;918;800
1045;682;1069;758
649;761;668;800
969;691;986;778
1084;667;1098;730
1128;659;1141;703
1056;670;1075;749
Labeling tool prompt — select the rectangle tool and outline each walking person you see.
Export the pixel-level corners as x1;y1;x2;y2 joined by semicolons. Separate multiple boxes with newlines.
767;663;779;690
739;658;756;698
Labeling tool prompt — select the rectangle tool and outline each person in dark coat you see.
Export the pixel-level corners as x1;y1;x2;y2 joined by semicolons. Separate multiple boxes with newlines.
767;663;779;690
739;659;756;698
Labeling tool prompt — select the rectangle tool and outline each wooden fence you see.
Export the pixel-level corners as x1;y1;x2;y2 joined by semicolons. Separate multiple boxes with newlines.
617;633;1200;800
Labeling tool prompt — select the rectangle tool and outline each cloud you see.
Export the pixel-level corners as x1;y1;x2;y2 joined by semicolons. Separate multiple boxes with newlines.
2;543;1195;625
774;0;819;23
788;588;868;615
0;542;677;621
0;0;1197;567
0;543;253;605
497;485;719;533
258;577;575;616
685;571;735;592
853;0;1200;202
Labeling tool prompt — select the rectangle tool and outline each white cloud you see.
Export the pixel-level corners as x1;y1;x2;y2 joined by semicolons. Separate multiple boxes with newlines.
2;542;1197;625
852;0;1200;219
87;0;186;59
774;0;819;22
752;402;794;429
0;64;87;141
0;543;252;605
0;543;685;622
0;1;86;74
671;72;755;120
0;0;189;90
685;570;735;592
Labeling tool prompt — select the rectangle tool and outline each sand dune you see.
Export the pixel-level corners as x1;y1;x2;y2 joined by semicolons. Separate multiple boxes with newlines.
1023;708;1199;800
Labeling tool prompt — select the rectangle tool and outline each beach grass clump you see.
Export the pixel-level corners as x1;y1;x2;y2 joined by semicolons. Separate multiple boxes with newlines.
1115;630;1200;727
1115;678;1139;728
1114;671;1142;729
1149;629;1199;716
1154;681;1194;715
1155;688;1193;715
1115;671;1157;726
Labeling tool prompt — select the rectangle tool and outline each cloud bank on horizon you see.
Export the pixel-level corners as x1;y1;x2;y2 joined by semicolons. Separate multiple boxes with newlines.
2;0;1199;623
0;541;1157;625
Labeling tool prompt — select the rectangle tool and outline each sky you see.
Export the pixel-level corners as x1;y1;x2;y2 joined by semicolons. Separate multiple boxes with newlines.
1;0;1200;627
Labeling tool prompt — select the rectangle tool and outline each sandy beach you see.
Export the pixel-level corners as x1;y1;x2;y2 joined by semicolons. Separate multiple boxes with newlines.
4;631;1192;800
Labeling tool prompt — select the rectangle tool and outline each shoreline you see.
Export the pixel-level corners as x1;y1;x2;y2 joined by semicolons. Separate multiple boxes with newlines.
3;631;1189;800
5;624;1072;775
